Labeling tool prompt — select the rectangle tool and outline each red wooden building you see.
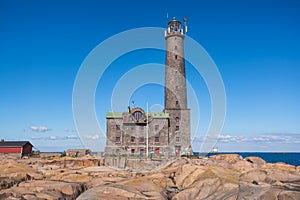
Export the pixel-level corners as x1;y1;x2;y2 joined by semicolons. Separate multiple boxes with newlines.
0;140;33;158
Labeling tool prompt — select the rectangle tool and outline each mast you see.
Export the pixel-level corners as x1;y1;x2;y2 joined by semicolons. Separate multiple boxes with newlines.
146;102;149;158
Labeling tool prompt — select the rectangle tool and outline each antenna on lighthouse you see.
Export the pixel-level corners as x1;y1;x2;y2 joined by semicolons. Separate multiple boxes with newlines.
183;17;188;33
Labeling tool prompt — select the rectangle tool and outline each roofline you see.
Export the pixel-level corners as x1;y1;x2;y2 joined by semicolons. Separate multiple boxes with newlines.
0;141;33;147
0;146;24;148
106;111;169;119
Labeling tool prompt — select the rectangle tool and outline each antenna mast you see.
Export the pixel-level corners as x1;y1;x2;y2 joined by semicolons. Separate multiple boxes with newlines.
183;17;188;34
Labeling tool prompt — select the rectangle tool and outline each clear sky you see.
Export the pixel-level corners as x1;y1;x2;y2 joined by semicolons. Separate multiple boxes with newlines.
0;0;299;152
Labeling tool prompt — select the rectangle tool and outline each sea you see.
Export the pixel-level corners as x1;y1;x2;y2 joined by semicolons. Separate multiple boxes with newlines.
196;152;300;166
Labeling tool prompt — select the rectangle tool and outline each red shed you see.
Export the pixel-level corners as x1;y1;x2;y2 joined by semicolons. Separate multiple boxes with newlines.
0;140;33;158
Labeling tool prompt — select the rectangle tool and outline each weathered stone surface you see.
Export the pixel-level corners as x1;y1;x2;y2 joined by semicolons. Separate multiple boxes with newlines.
77;182;165;200
212;154;243;163
256;189;282;200
245;156;266;165
1;180;86;200
35;191;62;200
21;194;39;200
37;158;100;168
231;160;255;172
278;190;300;199
239;170;267;183
0;161;42;190
1;155;300;200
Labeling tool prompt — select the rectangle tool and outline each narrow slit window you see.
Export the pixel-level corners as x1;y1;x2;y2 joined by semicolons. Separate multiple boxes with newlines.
155;136;160;143
155;125;159;131
131;136;136;143
116;136;120;144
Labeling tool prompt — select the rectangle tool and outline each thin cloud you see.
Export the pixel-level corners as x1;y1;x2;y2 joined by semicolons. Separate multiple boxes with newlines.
29;135;79;140
64;128;77;132
29;126;52;132
217;133;300;144
193;133;300;144
84;134;100;140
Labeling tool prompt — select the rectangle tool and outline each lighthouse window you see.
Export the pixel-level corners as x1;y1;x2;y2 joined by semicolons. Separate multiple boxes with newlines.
139;137;145;143
176;101;179;105
175;55;178;59
131;136;136;143
176;126;180;131
176;137;180;142
140;148;144;155
155;136;160;143
155;125;159;131
176;117;180;122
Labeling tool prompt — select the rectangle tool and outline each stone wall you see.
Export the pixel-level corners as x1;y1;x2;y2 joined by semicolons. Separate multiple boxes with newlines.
105;116;170;157
165;108;191;155
164;33;191;156
165;34;187;109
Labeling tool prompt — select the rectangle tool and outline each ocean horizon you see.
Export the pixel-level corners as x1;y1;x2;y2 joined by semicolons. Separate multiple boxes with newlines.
38;151;300;166
199;152;300;166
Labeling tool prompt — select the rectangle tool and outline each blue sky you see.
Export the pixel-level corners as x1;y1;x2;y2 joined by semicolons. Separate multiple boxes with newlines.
0;0;299;152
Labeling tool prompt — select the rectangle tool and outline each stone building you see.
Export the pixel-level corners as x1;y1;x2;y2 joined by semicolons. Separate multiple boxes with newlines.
65;149;91;157
105;17;191;157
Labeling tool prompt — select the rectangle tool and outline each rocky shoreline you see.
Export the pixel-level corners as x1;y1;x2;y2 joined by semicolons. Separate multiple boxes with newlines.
0;154;300;200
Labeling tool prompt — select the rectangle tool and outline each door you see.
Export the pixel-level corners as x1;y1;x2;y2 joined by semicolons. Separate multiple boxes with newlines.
175;146;181;156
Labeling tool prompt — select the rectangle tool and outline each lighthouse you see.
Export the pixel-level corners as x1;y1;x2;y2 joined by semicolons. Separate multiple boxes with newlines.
105;17;191;158
164;17;191;155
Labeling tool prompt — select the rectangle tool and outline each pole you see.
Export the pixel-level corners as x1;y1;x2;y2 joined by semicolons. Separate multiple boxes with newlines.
146;101;149;158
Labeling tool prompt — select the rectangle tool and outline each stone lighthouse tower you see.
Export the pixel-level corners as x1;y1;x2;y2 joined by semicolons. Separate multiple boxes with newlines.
164;17;191;155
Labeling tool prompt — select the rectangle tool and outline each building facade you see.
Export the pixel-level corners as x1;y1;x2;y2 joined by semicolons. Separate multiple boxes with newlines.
105;17;191;157
65;149;91;157
0;140;33;158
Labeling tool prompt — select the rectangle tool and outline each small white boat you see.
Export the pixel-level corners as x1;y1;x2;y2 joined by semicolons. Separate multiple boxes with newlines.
212;147;218;153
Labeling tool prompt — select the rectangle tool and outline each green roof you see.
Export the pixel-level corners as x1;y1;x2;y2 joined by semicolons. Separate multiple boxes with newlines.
106;112;124;118
106;111;169;119
150;112;169;118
